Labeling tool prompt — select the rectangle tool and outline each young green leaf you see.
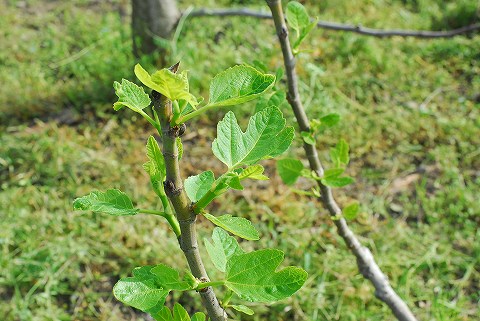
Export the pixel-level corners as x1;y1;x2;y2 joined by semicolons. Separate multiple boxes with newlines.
286;1;311;32
73;189;138;216
277;158;304;186
190;313;206;321
330;139;350;167
184;171;215;202
320;113;341;127
321;176;355;188
151;306;174;321
150;265;192;291
134;64;198;107
225;249;307;302
237;165;269;181
300;131;316;145
203;213;259;241
323;168;345;178
293;21;317;50
230;305;254;315
113;79;151;112
207;65;275;108
212;107;294;169
143;136;166;196
204;227;244;273
343;202;360;220
113;275;168;312
151;305;206;321
173;303;190;321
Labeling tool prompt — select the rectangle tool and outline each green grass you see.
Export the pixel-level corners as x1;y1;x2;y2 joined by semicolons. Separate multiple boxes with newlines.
1;0;479;320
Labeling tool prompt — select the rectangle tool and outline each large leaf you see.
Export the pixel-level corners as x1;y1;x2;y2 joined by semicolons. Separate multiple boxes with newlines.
277;158;304;186
143;136;166;196
113;275;168;312
204;214;259;241
208;65;275;108
184;171;215;202
134;64;198;106
212;107;294;169
73;189;138;216
204;227;244;273
113;78;151;112
225;249;307;302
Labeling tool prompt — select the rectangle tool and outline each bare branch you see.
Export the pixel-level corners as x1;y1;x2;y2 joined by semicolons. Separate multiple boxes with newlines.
265;1;419;321
190;7;480;39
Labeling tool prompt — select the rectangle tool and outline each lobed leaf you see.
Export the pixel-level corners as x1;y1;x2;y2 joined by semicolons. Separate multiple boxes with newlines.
208;65;275;108
73;189;138;216
184;171;215;202
212;107;294;169
277;158;304;186
225;249;307;302
143;136;166;197
204;227;244;273
204;213;259;241
113;78;151;112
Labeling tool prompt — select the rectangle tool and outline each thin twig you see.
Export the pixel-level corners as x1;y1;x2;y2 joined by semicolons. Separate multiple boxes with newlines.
189;7;480;38
266;1;419;321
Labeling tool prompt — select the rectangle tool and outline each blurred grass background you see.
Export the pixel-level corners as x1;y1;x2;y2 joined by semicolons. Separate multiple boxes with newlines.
0;0;479;320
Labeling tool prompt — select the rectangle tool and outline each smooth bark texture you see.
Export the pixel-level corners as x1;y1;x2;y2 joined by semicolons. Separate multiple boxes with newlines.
131;0;179;58
152;65;227;321
190;7;480;38
266;1;419;321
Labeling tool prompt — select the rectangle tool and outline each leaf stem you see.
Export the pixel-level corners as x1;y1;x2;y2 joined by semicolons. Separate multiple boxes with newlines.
196;280;225;290
174;103;217;124
139;208;181;236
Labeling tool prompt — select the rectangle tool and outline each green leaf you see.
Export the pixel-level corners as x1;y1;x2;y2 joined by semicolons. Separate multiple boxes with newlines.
277;158;304;186
225;249;307;302
238;165;269;181
330;139;349;167
143;136;166;196
173;303;190;321
113;79;151;112
321;176;355;188
151;306;174;321
286;1;311;32
212;107;294;169
208;65;275;108
230;305;254;315
113;275;168;312
293;20;317;50
300;131;316;145
73;189;138;216
323;168;344;178
343;202;359;220
204;227;244;273
184;171;215;202
204;213;259;241
190;313;206;321
150;265;191;291
134;64;198;107
255;90;287;113
320;113;341;127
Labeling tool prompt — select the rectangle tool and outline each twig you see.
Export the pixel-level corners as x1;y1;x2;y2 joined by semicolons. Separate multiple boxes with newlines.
189;7;480;39
152;65;227;321
265;1;419;321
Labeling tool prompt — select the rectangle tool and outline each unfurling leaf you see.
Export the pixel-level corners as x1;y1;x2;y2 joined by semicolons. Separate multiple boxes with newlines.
184;171;215;202
237;165;269;181
204;213;259;241
330;139;350;167
134;64;198;107
212;107;294;169
343;202;359;220
73;189;138;216
113;79;151;112
225;249;307;302
230;304;254;315
277;158;304;185
286;1;310;32
143;136;166;197
204;227;244;273
208;65;275;108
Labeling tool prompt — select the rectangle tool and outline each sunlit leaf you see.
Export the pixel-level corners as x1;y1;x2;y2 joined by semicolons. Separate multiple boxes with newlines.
204;213;259;241
204;227;244;272
73;189;138;216
113;78;151;112
185;171;215;202
277;158;304;186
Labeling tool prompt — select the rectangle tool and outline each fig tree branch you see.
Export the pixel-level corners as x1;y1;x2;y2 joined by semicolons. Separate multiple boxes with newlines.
265;1;419;321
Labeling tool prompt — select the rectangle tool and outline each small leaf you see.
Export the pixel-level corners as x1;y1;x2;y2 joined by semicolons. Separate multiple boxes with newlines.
113;276;168;312
320;113;341;127
225;249;307;302
113;79;151;112
134;64;197;107
238;165;269;181
323;168;344;178
277;158;304;186
286;1;311;32
330;139;349;167
208;65;275;108
204;227;244;273
204;213;259;241
150;265;191;291
321;176;355;187
190;313;206;321
343;202;359;220
173;303;190;321
230;305;254;315
300;131;316;145
185;171;215;202
293;20;317;50
212;107;294;169
73;189;138;216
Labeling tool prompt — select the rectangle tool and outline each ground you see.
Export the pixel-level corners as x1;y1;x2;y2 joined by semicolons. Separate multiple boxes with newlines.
0;0;479;320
